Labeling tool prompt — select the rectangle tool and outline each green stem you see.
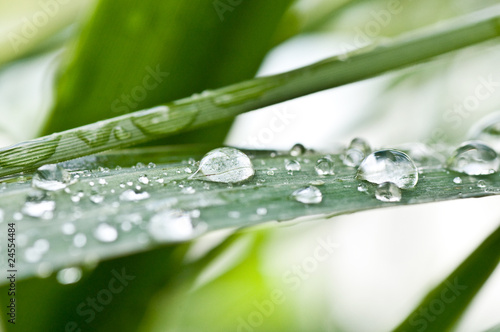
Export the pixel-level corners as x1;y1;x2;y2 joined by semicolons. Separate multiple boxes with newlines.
1;7;500;178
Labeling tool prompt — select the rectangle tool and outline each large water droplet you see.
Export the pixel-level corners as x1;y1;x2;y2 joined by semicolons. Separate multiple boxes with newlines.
148;210;205;242
32;164;74;191
342;138;371;167
446;141;499;175
191;148;254;183
357;149;418;189
120;189;150;201
315;157;334;175
94;223;118;243
375;182;402;202
57;267;82;285
291;186;323;204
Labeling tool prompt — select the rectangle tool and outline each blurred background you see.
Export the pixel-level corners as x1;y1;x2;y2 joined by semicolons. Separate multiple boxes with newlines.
1;0;500;331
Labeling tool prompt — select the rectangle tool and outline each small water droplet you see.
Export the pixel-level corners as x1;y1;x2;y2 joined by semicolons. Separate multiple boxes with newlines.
375;182;402;202
181;186;196;194
137;175;149;185
291;186;323;204
357;149;418;189
446;141;499;175
315;157;334;175
357;183;368;192
342;138;371;167
62;223;76;235
228;211;240;218
112;126;131;140
57;267;82;285
94;223;118;243
120;189;150;201
256;207;268;216
89;194;104;204
285;159;301;173
267;170;275;176
73;233;87;248
191;148;254;183
98;178;107;185
32;164;74;191
453;177;462;184
290;143;306;157
309;180;325;186
147;210;205;242
477;180;487;188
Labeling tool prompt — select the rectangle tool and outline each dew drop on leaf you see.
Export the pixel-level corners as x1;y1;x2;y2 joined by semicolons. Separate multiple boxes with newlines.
290;143;307;157
120;189;150;201
147;210;204;242
32;164;74;191
357;149;418;189
56;267;82;285
191;148;254;183
315;157;334;175
342;138;371;167
375;182;402;202
446;141;499;175
94;223;118;243
285;159;301;173
291;186;323;204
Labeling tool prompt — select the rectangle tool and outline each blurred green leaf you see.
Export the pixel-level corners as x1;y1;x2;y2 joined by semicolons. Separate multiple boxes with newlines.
41;0;293;144
393;223;500;332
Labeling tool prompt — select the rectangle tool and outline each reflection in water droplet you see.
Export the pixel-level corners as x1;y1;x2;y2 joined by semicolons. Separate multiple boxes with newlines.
148;210;205;242
291;186;323;204
57;267;82;285
191;148;254;183
94;223;118;243
342;138;371;167
32;164;74;191
446;141;499;175
357;150;418;189
375;182;402;202
290;143;306;157
120;189;150;201
315;157;334;175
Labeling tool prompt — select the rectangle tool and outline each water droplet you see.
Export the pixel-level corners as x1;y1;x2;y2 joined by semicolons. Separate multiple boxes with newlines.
181;186;196;195
98;178;107;185
446;141;499;175
22;192;55;219
315;157;334;175
73;233;87;248
94;223;118;243
138;175;149;185
148;210;205;242
112;126;131;140
57;267;82;285
62;223;76;235
357;183;368;192
89;194;104;204
309;180;325;186
290;143;306;157
375;182;402;202
357;150;418;189
120;189;150;201
32;164;74;191
285;159;301;173
191;148;254;183
477;180;487;188
267;169;275;176
342;138;371;167
228;211;240;218
291;186;323;204
256;207;268;216
453;177;462;184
